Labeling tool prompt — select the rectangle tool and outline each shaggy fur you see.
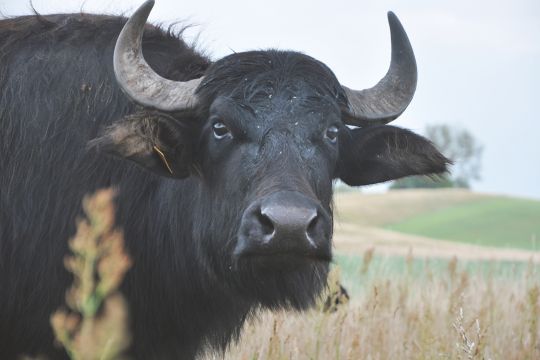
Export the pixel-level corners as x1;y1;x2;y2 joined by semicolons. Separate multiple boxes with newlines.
0;11;449;360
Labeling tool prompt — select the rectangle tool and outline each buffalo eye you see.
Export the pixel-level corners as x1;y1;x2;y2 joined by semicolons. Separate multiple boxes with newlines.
325;125;339;143
212;121;232;140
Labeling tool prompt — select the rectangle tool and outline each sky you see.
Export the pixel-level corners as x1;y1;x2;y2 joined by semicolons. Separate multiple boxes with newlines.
2;0;539;199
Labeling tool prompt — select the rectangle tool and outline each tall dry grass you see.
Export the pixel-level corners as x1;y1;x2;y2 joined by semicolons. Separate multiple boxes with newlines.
214;254;540;360
50;189;132;360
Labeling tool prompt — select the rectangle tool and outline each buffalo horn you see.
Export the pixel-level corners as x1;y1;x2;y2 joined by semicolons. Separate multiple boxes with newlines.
342;12;417;126
114;0;202;111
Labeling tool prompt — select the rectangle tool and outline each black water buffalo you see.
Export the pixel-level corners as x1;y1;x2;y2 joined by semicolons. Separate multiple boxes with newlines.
0;1;449;358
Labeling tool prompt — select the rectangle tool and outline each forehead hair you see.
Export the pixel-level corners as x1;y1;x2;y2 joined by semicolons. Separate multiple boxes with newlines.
197;50;348;109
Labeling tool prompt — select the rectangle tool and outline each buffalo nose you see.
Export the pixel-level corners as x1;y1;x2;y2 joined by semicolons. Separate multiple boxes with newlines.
235;191;331;261
259;201;318;246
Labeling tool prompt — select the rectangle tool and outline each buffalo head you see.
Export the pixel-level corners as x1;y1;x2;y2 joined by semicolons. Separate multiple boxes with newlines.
95;0;448;308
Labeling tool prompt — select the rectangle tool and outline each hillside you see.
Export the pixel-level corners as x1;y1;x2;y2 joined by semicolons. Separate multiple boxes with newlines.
387;196;540;250
333;189;540;260
333;188;486;227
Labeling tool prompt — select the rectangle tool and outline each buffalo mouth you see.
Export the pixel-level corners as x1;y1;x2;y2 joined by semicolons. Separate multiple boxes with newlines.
235;247;332;266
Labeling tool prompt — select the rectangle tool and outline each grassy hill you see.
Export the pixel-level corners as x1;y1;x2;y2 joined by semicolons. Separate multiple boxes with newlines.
334;188;486;227
386;196;540;250
334;189;540;251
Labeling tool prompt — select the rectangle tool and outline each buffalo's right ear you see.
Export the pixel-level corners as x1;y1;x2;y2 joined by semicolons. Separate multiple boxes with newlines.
337;125;451;186
90;111;195;178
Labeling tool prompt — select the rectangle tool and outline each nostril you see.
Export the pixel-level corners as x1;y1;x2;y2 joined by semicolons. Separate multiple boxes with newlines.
306;212;319;241
257;211;275;236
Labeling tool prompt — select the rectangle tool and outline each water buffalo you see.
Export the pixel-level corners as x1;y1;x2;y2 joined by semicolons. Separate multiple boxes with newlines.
0;1;449;358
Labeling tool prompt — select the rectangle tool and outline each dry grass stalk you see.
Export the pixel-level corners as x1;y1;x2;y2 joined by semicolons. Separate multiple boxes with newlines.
218;255;540;360
50;189;132;360
318;267;350;313
527;285;539;358
452;306;484;360
360;247;375;275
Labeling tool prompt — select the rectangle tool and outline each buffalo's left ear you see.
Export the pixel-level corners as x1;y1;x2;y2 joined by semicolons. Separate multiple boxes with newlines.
337;125;451;186
89;111;196;178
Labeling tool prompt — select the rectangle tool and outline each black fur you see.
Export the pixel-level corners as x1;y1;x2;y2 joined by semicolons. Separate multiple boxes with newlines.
0;11;449;360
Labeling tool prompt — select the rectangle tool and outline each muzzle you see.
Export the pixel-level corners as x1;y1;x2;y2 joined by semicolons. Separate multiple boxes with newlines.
234;191;332;263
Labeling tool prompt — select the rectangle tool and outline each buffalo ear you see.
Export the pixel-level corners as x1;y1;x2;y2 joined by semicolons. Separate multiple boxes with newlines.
90;111;195;178
337;125;451;186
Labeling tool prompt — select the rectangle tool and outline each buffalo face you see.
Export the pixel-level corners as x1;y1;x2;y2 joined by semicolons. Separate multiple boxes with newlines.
196;52;344;268
184;53;343;306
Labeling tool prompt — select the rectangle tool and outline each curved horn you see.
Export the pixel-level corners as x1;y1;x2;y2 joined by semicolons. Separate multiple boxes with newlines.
114;0;201;111
343;12;417;126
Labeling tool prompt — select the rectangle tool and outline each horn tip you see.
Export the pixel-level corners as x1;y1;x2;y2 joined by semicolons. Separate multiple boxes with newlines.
136;0;155;16
143;0;155;8
122;0;155;27
386;11;401;25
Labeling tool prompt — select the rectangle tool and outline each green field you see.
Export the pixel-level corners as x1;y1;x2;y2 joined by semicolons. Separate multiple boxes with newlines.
334;252;538;296
385;196;540;250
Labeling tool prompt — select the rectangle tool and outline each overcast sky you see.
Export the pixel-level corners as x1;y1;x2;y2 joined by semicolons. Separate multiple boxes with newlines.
2;0;539;199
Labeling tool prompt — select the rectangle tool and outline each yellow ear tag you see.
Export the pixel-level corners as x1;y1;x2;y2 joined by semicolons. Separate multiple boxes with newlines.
153;145;174;175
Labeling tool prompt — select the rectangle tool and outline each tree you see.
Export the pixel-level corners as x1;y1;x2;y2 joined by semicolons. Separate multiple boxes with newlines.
391;124;483;189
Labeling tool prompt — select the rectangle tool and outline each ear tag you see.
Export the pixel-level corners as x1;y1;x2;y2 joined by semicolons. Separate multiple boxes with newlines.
153;145;174;175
